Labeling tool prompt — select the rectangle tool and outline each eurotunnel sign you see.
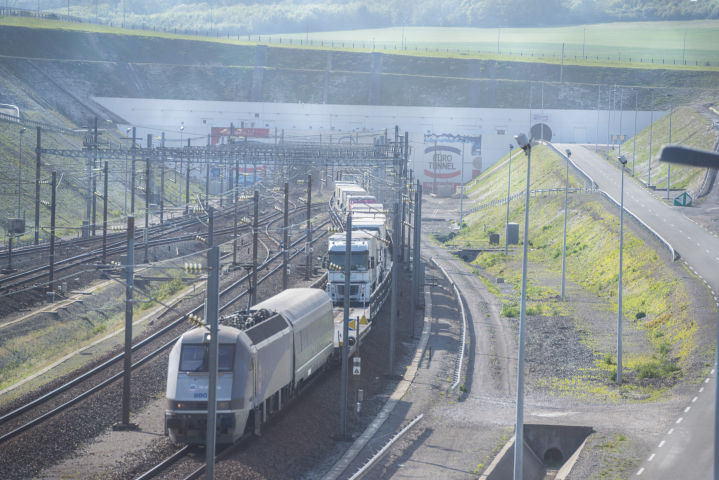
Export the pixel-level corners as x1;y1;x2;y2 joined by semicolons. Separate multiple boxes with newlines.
421;133;482;191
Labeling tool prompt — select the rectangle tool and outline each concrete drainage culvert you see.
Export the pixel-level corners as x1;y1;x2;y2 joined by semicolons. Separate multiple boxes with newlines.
480;424;593;480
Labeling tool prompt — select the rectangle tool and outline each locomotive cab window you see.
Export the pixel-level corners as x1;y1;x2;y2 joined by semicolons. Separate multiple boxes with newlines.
179;344;235;372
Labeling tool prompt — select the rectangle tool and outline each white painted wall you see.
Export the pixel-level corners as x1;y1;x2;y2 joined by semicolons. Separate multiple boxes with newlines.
94;97;666;192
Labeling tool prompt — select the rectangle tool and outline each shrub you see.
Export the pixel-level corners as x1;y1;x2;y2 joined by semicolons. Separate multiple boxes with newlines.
635;311;646;320
658;340;671;356
92;324;107;335
526;304;543;315
602;354;615;366
501;302;520;317
637;361;661;379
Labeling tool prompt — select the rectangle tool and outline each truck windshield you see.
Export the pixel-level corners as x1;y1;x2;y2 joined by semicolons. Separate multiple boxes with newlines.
329;252;369;272
179;344;235;372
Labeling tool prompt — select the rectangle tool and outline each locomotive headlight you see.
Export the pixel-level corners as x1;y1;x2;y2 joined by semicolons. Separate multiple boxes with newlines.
217;401;230;410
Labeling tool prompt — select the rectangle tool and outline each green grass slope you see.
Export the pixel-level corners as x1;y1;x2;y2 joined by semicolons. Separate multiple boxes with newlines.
465;145;581;202
447;145;707;398
620;105;718;191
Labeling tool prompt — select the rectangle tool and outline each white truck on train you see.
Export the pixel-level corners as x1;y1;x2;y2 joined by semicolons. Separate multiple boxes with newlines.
326;230;383;305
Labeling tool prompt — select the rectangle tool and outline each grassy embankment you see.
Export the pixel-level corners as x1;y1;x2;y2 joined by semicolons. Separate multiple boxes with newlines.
617;105;719;192
1;17;719;73
0;117;204;245
448;145;703;400
0;271;192;396
278;22;719;65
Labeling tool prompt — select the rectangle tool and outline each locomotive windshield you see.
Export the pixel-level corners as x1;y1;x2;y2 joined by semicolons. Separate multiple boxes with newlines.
179;344;235;372
328;252;368;271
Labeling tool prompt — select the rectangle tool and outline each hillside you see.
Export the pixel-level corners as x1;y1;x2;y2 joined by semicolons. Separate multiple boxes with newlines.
446;145;711;397
618;105;719;192
0;62;203;243
4;0;719;34
0;21;718;123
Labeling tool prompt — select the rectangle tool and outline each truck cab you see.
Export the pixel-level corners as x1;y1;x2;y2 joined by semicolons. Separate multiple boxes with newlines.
326;232;379;305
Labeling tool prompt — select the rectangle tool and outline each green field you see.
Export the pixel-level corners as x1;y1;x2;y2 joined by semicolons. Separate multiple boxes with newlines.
1;17;719;70
278;21;719;65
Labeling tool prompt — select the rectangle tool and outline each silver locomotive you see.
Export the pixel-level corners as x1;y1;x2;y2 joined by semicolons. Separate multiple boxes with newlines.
165;288;334;444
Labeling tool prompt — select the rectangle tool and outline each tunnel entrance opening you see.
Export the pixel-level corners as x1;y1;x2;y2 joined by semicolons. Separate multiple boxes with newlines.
544;447;564;466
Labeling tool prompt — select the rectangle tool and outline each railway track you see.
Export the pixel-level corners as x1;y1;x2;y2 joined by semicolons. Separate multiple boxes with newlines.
0;202;251;289
0;199;323;297
135;351;329;480
0;211;330;448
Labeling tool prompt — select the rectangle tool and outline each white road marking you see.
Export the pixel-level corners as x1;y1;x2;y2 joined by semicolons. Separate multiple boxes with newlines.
684;407;691;412
706;378;710;383
700;388;705;392
712;369;716;375
648;454;655;461
659;440;666;447
677;418;683;424
693;397;698;402
637;468;645;475
668;429;674;434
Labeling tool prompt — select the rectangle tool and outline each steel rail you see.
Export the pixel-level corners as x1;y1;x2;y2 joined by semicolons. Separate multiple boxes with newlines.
0;220;329;444
0;207;324;435
134;445;193;480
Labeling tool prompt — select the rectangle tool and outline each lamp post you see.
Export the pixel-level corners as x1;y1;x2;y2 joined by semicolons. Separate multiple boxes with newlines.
617;154;628;384
666;93;673;200
125;127;131;215
18;127;26;217
618;88;623;157
459;137;465;229
561;149;571;299
682;32;686;65
505;143;514;256
498;27;501;54
180;126;184;207
632;90;638;176
512;132;533;480
648;90;654;186
582;29;586;58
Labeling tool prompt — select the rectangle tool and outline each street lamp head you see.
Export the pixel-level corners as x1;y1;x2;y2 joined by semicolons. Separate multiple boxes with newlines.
509;144;514;150
19;128;26;134
126;128;131;133
181;126;185;131
514;133;531;151
565;149;572;157
618;155;628;166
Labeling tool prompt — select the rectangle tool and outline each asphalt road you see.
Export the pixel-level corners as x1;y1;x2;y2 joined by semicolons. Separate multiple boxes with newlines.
555;143;718;479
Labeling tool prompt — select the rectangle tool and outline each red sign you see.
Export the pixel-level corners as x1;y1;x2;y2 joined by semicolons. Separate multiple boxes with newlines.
211;127;270;144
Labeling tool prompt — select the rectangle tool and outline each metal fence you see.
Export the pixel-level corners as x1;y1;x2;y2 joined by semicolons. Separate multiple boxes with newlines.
0;7;83;23
465;186;678;261
0;111;82;136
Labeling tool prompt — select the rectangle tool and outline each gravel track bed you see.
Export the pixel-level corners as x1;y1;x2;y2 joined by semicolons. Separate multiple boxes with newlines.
0;202;305;398
56;242;413;480
0;210;329;480
0;201;283;322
